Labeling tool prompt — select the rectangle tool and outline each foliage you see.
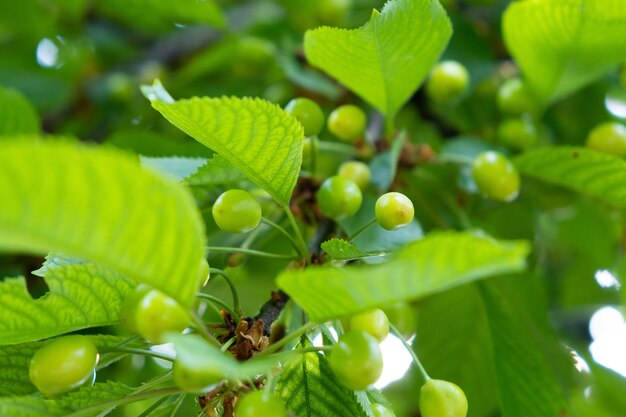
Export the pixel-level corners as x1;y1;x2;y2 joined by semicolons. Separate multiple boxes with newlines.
0;0;625;416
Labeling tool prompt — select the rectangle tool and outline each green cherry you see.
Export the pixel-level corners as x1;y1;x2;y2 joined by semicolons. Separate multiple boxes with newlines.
317;176;363;220
375;192;415;230
497;116;538;151
235;390;288;417
585;122;626;157
133;287;190;344
329;330;383;390
338;161;371;189
419;379;468;417
285;97;325;137
426;61;470;104
173;351;225;393
212;189;262;233
29;335;99;397
497;78;537;116
372;403;396;417
346;308;390;342
327;104;367;142
471;151;520;202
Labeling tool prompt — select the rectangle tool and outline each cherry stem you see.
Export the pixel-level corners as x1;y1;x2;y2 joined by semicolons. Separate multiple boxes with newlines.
209;268;240;310
196;292;241;322
103;346;175;362
189;309;222;347
291;346;332;354
261;217;307;260
316;140;356;155
257;322;318;357
388;322;431;382
348;218;377;241
206;246;297;260
283;205;310;262
65;386;181;417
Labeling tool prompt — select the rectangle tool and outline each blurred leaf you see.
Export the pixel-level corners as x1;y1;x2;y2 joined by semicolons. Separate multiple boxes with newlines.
106;129;213;158
142;80;304;206
0;86;39;135
503;0;626;103
277;232;530;322
321;238;378;261
515;147;626;209
304;0;452;118
275;339;366;417
0;139;206;307
95;0;224;31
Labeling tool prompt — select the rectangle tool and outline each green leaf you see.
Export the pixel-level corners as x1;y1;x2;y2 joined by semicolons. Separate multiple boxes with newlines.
0;139;206;308
0;381;133;417
32;253;85;278
321;238;373;261
478;279;568;417
514;147;626;209
275;340;365;417
142;80;304;206
185;154;246;187
139;156;207;181
503;0;626;103
95;0;224;30
303;0;452;118
277;232;530;322
416;277;570;417
0;86;39;135
0;264;134;344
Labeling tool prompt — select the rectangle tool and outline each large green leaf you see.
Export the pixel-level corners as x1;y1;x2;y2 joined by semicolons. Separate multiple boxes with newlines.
0;264;133;345
0;381;133;417
0;86;39;135
417;277;570;417
503;0;626;103
515;147;626;209
275;340;366;417
277;232;530;322
142;81;304;206
304;0;452;118
0;139;206;307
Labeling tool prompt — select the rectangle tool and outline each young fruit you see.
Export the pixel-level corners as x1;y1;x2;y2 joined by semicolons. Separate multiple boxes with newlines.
212;189;262;233
327;104;367;142
345;309;389;342
419;379;468;417
375;192;415;230
372;403;396;417
497;78;536;116
235;390;288;417
497;116;538;151
285;97;325;137
471;151;520;202
128;286;190;343
338;160;371;189
585;122;626;157
317;176;363;220
29;335;99;397
426;61;470;104
383;302;417;337
329;330;383;390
